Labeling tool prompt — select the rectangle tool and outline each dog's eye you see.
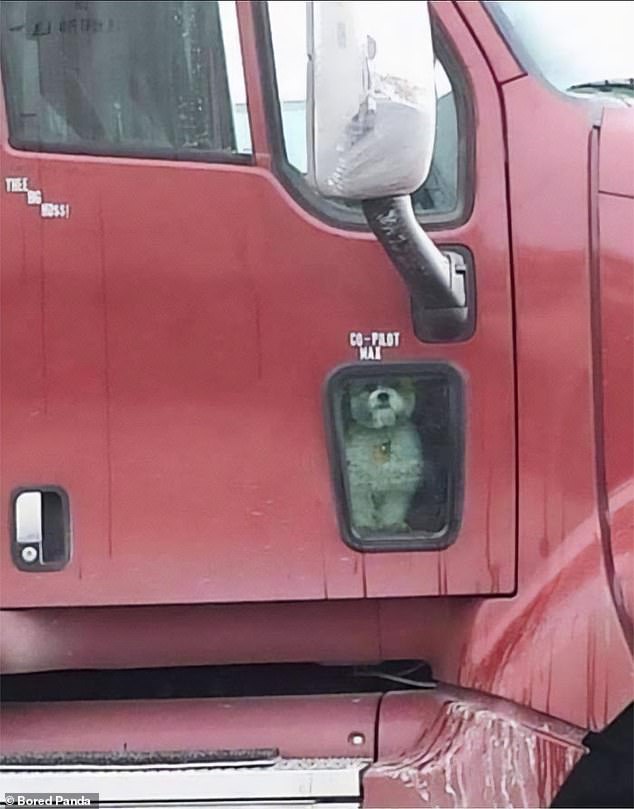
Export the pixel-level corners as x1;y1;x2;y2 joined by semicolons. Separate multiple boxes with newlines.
364;383;375;393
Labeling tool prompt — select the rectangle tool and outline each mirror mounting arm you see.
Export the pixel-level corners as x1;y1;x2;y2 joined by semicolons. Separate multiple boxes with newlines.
362;195;474;342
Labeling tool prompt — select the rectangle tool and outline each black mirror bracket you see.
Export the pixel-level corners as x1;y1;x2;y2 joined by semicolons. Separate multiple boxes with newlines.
362;195;475;343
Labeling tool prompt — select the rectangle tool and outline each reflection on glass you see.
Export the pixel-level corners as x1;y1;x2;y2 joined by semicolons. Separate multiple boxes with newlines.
1;0;249;155
491;1;634;94
333;371;458;540
268;0;458;214
345;377;423;532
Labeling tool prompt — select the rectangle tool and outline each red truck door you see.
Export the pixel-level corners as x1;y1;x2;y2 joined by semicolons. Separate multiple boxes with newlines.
1;0;516;607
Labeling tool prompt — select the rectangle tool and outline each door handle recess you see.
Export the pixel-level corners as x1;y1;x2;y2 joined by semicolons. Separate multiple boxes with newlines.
12;488;71;571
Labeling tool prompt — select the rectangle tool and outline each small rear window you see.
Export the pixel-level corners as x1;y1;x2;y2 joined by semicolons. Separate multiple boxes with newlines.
326;363;464;552
0;0;251;160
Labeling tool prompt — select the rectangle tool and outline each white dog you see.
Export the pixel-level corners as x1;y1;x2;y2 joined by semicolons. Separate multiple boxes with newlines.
344;378;423;533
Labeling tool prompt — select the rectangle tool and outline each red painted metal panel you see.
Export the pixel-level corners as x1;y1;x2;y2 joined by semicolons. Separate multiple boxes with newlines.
0;687;585;808
1;0;632;740
445;78;634;730
358;0;517;599
598;191;634;629
0;597;472;676
364;688;585;807
0;0;516;607
0;600;384;674
454;0;525;84
236;0;270;168
0;694;379;760
599;108;634;198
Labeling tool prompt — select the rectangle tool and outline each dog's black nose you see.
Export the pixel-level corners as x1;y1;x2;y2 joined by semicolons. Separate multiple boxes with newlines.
377;392;389;403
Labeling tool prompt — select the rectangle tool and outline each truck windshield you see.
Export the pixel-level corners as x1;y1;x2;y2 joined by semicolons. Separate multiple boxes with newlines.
489;1;634;97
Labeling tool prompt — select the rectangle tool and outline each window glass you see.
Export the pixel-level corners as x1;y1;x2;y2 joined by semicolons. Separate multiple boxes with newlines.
489;1;634;96
1;0;251;158
268;0;459;218
327;365;463;550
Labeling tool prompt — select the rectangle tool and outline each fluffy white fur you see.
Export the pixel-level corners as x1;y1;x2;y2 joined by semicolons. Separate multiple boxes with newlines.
345;379;423;533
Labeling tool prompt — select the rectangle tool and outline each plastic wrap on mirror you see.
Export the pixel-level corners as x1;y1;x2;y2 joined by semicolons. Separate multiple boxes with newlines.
307;1;436;199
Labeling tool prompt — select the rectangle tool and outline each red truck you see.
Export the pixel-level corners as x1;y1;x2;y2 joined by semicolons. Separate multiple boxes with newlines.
1;1;632;806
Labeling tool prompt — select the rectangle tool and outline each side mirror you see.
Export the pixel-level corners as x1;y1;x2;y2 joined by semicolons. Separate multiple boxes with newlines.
306;1;474;343
306;0;436;199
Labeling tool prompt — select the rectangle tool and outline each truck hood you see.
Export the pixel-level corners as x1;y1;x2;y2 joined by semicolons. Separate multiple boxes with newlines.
599;106;634;198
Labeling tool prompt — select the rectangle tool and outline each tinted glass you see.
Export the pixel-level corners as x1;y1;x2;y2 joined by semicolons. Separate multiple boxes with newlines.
1;0;251;158
327;365;463;550
489;1;634;94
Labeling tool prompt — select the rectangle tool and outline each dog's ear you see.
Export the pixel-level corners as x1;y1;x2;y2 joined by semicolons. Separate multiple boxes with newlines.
398;376;416;394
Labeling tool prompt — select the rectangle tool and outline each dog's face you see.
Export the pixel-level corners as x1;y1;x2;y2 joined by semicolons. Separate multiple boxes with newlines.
348;377;416;429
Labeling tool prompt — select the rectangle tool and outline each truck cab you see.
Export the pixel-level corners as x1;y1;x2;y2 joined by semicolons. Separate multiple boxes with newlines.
1;1;632;806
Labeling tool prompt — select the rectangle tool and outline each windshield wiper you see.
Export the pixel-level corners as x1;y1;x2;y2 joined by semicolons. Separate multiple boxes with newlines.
567;78;634;96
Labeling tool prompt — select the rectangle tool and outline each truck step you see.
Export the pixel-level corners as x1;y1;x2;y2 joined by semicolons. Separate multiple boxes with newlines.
0;756;370;807
0;748;279;769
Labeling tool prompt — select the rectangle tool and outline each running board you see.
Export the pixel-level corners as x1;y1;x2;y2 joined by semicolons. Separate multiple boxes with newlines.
1;757;370;807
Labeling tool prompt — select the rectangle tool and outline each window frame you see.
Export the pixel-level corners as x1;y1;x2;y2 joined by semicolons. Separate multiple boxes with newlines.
324;362;465;552
0;0;254;165
254;2;475;232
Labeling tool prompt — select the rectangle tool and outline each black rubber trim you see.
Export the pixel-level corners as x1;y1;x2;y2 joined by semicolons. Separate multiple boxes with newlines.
411;244;477;343
1;659;432;701
552;704;633;808
4;139;254;165
323;362;465;552
0;749;279;767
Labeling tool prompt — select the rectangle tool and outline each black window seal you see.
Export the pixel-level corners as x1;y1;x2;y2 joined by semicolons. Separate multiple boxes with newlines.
3;138;254;165
253;2;475;233
323;361;465;552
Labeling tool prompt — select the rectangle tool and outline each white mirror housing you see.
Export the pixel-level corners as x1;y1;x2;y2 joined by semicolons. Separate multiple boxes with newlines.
306;0;436;200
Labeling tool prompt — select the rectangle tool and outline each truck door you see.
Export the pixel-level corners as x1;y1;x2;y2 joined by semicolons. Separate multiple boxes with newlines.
0;0;516;607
